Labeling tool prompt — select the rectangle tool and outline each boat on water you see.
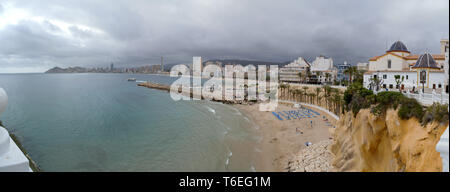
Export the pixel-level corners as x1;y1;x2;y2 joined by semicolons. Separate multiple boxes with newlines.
127;78;137;81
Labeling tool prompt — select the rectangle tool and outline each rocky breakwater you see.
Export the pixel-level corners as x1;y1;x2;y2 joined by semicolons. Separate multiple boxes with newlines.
331;109;448;172
287;140;334;172
137;81;258;105
137;82;170;92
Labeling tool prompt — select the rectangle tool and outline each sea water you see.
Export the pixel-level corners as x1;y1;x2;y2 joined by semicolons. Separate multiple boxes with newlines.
0;73;261;171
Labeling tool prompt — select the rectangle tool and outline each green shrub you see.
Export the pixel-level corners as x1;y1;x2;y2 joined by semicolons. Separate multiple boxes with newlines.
344;83;447;126
375;91;403;109
371;91;404;116
421;103;449;125
397;97;424;121
344;83;375;117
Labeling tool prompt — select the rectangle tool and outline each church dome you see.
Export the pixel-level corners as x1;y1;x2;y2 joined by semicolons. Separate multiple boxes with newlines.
388;41;409;53
412;53;439;69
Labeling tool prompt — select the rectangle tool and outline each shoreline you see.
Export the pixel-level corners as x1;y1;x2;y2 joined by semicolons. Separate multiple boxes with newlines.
137;80;337;172
234;102;336;172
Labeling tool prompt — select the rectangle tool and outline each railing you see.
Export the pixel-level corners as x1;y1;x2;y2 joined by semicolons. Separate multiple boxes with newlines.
285;82;347;90
374;89;449;106
404;90;449;106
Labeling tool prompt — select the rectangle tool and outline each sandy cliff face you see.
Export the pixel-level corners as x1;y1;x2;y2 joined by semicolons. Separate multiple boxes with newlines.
331;109;448;172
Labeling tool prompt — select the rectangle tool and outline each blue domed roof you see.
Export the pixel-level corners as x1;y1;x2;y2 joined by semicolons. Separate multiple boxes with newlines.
388;41;409;52
412;53;439;69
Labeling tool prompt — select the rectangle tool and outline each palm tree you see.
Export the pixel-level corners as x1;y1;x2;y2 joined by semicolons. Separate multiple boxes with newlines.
302;86;308;93
331;93;342;116
308;93;315;104
286;84;291;101
394;75;404;92
315;87;322;105
328;88;339;111
306;70;312;83
298;90;304;102
316;95;323;106
295;89;302;102
354;69;366;83
325;73;331;83
322;85;332;110
279;84;287;100
344;66;357;84
369;76;383;91
298;72;303;84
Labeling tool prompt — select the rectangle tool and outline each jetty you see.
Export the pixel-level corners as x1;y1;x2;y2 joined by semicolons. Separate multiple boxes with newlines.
137;82;170;92
137;81;255;105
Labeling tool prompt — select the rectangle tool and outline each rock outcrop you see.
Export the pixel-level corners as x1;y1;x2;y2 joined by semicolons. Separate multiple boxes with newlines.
331;109;448;172
288;140;334;172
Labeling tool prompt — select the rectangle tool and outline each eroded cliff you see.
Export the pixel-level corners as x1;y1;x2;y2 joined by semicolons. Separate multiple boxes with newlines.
331;109;448;172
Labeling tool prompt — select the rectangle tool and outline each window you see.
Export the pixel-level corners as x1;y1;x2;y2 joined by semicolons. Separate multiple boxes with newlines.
383;84;386;88
438;84;442;88
383;75;387;79
389;84;393;89
388;60;392;69
373;75;377;79
406;75;408;80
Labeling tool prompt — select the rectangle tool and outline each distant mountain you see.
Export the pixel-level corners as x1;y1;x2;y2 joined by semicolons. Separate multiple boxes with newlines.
45;65;162;74
46;66;90;73
46;59;290;73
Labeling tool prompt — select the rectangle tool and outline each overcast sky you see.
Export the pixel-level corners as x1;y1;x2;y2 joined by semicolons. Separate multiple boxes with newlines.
0;0;448;73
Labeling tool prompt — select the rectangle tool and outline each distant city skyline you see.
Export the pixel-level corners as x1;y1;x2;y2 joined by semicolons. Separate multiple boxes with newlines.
0;0;448;73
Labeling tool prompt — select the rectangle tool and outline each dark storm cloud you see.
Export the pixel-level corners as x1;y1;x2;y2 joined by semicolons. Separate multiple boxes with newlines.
0;0;448;72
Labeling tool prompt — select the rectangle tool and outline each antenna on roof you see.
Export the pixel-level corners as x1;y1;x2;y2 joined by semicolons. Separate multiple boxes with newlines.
385;38;388;50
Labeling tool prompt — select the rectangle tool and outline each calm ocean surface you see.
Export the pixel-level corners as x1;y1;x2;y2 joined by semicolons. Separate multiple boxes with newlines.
0;73;260;171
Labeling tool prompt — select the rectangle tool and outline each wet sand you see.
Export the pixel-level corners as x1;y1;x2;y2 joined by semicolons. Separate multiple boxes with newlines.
234;103;337;171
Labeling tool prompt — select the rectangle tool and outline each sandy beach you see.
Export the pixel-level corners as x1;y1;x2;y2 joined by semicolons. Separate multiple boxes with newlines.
235;102;337;171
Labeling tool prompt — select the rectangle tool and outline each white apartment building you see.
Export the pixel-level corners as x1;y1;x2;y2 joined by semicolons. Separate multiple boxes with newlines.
356;62;369;71
310;55;337;83
279;57;310;83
